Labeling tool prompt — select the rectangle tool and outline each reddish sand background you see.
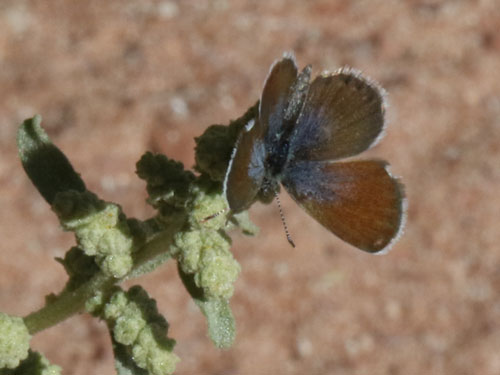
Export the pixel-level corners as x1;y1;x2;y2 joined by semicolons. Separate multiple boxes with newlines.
1;1;500;374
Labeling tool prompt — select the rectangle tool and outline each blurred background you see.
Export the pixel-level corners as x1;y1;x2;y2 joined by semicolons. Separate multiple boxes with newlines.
1;1;499;374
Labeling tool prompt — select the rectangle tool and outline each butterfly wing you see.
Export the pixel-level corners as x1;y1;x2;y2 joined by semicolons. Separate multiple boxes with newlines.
224;54;298;212
224;119;267;212
259;53;298;145
288;69;386;162
282;159;405;253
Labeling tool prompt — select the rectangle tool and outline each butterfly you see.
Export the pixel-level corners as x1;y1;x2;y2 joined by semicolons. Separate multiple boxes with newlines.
223;52;406;253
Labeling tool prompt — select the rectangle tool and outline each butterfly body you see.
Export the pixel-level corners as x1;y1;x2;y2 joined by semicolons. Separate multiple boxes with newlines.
224;53;406;253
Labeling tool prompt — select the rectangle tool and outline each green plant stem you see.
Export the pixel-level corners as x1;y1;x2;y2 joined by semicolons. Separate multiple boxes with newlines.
126;225;180;280
23;272;115;334
24;225;179;335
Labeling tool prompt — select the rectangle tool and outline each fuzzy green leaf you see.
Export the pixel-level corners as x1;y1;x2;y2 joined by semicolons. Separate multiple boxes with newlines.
136;152;195;210
17;115;86;204
177;265;235;348
199;298;235;349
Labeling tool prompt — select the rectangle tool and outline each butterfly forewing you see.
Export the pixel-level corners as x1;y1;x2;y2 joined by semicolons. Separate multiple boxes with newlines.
224;119;267;212
259;54;298;144
282;159;405;253
226;55;298;212
288;70;385;162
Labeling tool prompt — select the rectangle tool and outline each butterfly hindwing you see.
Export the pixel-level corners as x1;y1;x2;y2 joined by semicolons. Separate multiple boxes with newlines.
282;159;405;253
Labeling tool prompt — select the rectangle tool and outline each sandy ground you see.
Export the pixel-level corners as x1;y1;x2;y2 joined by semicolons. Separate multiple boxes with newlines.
1;1;500;374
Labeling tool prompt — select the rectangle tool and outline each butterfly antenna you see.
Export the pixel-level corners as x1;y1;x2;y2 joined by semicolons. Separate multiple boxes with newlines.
201;207;228;223
274;192;295;248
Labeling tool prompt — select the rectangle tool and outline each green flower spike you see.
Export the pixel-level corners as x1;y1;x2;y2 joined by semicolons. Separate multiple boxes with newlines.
3;351;61;375
0;313;31;369
53;191;135;278
102;286;180;375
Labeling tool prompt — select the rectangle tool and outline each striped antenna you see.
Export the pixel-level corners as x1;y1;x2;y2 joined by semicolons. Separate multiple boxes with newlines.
201;207;229;223
274;192;295;248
